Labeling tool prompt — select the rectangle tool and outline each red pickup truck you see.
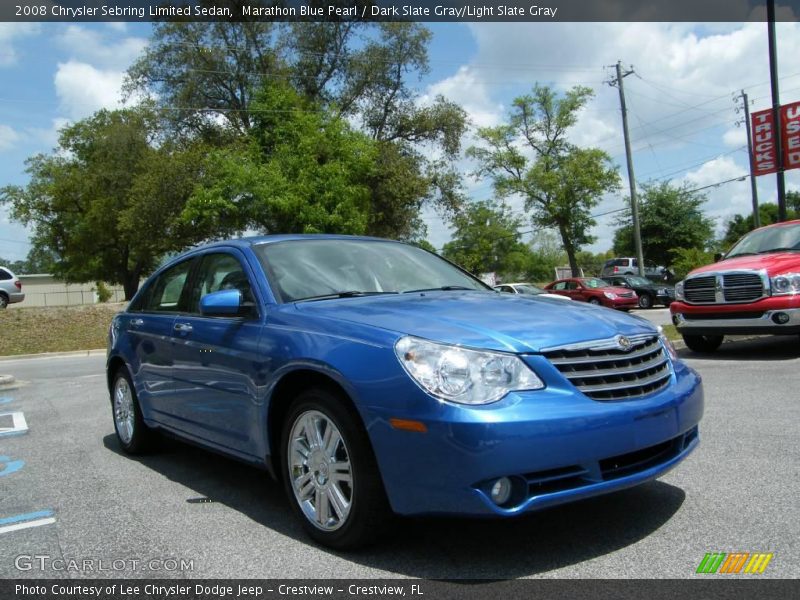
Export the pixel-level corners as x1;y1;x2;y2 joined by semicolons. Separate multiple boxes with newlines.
670;219;800;352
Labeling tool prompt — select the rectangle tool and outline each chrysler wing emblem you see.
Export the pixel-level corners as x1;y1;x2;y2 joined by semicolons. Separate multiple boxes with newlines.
616;335;632;351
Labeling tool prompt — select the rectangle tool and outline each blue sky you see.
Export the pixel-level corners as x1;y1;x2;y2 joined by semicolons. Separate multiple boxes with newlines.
1;21;799;264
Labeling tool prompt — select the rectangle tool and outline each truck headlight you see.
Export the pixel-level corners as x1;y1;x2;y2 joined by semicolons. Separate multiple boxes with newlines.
770;273;800;295
394;336;544;405
675;281;685;301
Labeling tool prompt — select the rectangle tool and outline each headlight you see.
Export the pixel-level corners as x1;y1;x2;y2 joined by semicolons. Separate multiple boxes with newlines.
603;291;616;299
657;326;678;360
394;336;544;405
675;281;685;301
657;288;667;295
770;273;800;295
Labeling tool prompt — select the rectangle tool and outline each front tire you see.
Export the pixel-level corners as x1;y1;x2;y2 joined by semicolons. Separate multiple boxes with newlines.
588;298;601;306
281;388;391;550
682;334;724;353
111;368;154;454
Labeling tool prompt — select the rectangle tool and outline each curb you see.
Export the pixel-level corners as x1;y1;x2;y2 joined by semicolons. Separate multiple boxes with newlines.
0;349;106;362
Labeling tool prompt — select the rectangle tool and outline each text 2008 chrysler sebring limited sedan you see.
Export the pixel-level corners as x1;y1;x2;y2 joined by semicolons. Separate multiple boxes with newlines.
107;236;703;549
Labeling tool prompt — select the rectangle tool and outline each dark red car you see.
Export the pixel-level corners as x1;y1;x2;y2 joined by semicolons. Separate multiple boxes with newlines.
544;277;638;310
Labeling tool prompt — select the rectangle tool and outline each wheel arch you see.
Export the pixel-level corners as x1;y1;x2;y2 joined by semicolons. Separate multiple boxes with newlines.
106;354;129;395
265;367;363;480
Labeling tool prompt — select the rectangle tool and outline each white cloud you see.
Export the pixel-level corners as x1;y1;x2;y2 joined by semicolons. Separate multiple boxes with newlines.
0;124;19;152
56;25;147;71
54;61;126;120
0;23;39;67
425;66;504;129
722;126;747;147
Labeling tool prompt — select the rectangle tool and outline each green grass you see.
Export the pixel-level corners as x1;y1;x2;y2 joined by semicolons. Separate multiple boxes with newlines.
0;303;124;356
661;324;681;342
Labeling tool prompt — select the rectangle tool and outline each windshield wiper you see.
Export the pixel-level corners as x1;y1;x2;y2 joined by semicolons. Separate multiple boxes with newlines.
294;291;397;303
403;285;475;293
757;247;800;254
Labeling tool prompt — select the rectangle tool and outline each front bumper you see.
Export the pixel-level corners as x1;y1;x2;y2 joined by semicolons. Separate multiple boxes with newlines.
365;359;703;516
671;300;800;335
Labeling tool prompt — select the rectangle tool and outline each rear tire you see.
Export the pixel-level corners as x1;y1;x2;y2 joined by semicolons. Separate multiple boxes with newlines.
281;388;391;550
111;367;154;454
0;294;8;309
638;294;653;309
682;334;724;353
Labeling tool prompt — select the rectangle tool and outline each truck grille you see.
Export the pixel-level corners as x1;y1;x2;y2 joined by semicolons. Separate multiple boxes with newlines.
543;336;671;401
683;271;765;304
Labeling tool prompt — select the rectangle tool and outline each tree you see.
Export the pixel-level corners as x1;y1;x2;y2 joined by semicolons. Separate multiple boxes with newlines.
468;85;620;276
125;20;468;240
613;181;715;267
183;83;376;238
441;201;532;276
0;108;209;299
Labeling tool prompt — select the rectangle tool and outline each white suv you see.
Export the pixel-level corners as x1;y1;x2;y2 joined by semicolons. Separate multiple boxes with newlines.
0;267;25;308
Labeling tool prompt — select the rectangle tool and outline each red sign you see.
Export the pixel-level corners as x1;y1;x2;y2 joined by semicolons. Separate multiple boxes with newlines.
751;101;800;176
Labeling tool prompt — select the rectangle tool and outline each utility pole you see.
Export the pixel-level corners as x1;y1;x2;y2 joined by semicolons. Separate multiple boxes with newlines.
609;60;645;277
767;0;786;221
737;90;760;228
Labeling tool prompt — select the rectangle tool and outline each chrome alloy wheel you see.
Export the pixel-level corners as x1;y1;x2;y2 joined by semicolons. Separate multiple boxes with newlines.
288;410;353;531
113;376;135;445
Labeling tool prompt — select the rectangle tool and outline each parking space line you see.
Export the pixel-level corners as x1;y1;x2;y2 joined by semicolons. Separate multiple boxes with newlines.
0;510;56;535
0;411;28;437
0;456;24;478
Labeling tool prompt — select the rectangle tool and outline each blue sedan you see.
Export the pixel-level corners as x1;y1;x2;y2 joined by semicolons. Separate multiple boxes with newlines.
107;235;703;549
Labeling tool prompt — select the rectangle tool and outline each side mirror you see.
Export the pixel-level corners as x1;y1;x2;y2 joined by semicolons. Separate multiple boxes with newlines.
200;289;242;316
714;252;724;262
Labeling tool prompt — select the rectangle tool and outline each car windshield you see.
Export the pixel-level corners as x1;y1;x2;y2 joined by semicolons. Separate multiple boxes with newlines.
727;222;800;258
255;239;488;302
515;284;545;295
627;276;651;286
581;278;609;289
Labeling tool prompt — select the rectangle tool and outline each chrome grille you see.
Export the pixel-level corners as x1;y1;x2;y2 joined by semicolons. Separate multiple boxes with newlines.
619;292;635;298
683;271;766;304
543;336;671;401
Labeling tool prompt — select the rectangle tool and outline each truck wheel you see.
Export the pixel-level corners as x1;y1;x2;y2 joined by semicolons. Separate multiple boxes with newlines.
682;334;724;353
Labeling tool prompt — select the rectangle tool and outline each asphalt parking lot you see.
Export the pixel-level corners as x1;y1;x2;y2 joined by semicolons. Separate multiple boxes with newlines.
1;331;798;579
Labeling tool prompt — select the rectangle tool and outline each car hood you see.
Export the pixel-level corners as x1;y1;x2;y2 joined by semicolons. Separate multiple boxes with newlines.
295;291;656;353
692;253;800;277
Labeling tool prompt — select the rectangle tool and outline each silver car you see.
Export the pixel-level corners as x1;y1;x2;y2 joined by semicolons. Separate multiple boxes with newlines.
0;267;24;308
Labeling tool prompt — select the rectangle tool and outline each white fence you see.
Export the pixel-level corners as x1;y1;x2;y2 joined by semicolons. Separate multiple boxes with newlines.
11;274;127;308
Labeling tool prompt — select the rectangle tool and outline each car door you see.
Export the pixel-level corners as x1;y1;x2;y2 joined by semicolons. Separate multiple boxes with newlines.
125;257;196;423
169;249;266;455
565;280;585;301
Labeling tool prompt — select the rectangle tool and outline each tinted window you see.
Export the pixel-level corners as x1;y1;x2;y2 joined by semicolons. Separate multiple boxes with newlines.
142;259;193;313
0;269;11;280
189;253;256;316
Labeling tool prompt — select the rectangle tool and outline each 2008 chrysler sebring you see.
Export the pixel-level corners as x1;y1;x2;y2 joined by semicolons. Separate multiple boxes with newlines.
107;236;703;549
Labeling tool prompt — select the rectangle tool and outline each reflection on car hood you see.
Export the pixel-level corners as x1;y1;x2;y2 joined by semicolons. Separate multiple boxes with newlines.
296;291;656;353
692;252;800;277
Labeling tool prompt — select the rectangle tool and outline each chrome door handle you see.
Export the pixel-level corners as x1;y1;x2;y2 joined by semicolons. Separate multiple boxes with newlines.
174;323;193;333
130;318;144;327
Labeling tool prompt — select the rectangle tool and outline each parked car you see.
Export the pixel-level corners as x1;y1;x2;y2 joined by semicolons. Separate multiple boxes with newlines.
601;258;672;282
0;266;24;308
671;219;800;352
603;275;675;309
107;235;703;549
544;277;638;310
494;282;572;301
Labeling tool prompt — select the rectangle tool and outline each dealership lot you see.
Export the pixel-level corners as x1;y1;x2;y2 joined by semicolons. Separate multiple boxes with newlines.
0;335;798;579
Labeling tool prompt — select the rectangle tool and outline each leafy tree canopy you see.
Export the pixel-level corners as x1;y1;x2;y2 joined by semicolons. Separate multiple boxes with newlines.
612;181;715;267
467;85;620;276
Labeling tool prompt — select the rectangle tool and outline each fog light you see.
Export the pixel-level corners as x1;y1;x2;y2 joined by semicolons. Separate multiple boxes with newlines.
772;312;790;324
490;477;512;505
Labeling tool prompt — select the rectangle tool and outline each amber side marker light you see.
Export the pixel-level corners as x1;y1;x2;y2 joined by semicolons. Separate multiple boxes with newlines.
389;418;428;433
